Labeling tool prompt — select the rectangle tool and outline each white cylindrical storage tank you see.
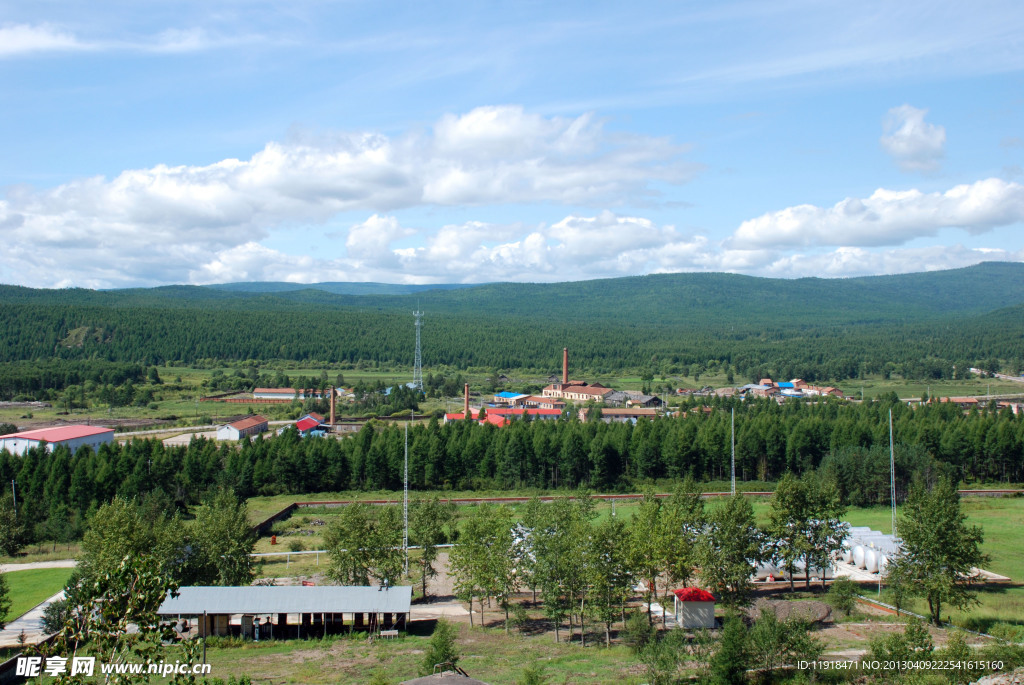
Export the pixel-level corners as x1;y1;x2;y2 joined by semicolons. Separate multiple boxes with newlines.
864;548;879;573
753;563;777;580
808;565;834;580
853;545;866;568
784;561;805;580
841;544;853;564
878;554;890;575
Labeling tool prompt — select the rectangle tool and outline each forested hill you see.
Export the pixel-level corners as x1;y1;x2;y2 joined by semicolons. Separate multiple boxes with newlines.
3;261;1023;323
318;261;1024;326
0;262;1022;379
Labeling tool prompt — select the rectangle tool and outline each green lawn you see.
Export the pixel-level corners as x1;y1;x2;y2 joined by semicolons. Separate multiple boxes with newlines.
3;567;74;620
197;622;644;685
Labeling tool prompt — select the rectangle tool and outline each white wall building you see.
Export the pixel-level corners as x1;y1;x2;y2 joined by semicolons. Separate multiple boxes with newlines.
0;425;115;456
673;588;716;629
217;416;269;441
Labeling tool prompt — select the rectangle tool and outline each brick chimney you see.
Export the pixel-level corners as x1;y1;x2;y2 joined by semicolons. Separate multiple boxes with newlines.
329;386;336;426
464;383;470;417
562;347;569;384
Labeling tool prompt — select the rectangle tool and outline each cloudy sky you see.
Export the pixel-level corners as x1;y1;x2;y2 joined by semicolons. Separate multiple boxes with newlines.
2;1;1023;288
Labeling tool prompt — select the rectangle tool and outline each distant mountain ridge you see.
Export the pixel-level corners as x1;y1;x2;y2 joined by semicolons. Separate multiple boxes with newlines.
1;262;1021;374
205;281;476;296
2;262;1022;326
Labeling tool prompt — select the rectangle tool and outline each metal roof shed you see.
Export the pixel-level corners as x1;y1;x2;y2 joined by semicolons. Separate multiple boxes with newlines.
158;586;412;638
159;586;411;615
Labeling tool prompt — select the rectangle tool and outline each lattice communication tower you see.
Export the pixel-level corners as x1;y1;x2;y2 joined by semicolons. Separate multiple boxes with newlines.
412;310;424;391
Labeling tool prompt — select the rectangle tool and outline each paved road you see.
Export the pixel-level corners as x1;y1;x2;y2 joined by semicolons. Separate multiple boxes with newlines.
0;561;77;648
0;559;77;573
0;590;65;648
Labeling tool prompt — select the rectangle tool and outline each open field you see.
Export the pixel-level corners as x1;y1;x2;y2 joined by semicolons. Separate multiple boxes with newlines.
3;567;74;620
0;543;81;567
196;623;649;685
245;482;779;523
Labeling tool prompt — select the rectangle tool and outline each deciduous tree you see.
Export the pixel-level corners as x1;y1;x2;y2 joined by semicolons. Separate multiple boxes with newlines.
190;488;257;586
410;495;456;598
886;478;986;626
698;495;766;609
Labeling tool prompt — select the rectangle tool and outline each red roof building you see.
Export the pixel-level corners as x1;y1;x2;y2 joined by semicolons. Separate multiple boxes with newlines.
217;415;269;441
672;588;716;628
295;417;322;432
0;425;115;456
673;588;715;602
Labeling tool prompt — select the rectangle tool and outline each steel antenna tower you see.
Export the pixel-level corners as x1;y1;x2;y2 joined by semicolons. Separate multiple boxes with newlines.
412;310;424;391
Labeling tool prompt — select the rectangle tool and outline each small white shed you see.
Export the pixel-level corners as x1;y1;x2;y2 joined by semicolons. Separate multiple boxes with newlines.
673;588;716;629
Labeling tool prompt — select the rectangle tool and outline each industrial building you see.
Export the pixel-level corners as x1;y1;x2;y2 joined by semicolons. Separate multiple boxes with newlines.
216;415;269;441
540;348;614;403
252;388;331;400
0;425;114;456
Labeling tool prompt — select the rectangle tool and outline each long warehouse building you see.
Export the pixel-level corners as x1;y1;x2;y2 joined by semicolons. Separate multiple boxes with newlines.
0;425;115;456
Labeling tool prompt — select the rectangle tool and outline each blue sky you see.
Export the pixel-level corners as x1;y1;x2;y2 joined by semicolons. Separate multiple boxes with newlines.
1;0;1022;288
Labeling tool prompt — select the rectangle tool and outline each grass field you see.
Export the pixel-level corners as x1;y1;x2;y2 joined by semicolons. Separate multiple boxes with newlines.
0;543;81;566
3;567;74;620
197;621;647;685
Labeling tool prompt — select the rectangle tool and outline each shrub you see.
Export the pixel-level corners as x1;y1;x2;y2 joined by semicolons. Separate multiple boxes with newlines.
622;611;656;655
709;615;750;685
421;618;459;675
511;603;530;634
40;598;69;634
516;663;548;685
287;540;305;553
825;577;858;616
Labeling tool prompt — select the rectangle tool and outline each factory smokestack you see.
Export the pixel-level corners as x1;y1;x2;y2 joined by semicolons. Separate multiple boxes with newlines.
464;383;470;417
562;347;568;384
329;386;336;427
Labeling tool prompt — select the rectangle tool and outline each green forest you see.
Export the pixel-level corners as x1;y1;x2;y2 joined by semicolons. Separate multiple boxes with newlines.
3;395;1021;551
1;262;1023;383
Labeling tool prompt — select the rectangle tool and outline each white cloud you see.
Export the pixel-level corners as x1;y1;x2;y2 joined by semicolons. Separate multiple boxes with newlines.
342;212;717;283
0;23;84;56
179;214;1022;288
760;244;1024;278
731;178;1024;249
0;22;256;58
0;107;698;287
880;105;946;172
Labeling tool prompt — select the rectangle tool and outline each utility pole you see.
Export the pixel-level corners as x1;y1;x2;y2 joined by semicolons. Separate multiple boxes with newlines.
889;408;897;537
403;415;410;577
730;407;736;496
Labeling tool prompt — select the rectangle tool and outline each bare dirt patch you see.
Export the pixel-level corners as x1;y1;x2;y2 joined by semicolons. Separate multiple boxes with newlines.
749;598;832;624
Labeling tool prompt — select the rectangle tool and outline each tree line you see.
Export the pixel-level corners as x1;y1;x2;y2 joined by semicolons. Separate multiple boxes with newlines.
1;395;1021;555
2;284;1024;381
